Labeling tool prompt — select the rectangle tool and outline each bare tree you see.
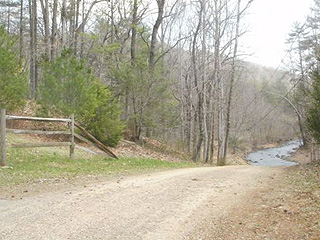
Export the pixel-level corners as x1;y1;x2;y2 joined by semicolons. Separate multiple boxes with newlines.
19;0;24;61
221;0;254;163
51;0;58;59
149;0;165;72
29;0;37;99
40;0;50;59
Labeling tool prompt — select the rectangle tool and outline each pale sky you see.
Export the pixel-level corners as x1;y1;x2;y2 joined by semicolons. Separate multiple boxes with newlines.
242;0;313;68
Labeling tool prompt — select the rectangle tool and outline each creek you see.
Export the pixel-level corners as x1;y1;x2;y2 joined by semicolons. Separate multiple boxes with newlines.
247;140;301;166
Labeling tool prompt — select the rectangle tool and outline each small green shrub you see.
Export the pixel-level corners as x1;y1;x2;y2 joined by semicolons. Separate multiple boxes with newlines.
82;81;125;147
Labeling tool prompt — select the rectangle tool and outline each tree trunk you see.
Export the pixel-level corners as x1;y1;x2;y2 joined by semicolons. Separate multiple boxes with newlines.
19;0;23;61
201;0;209;162
214;0;225;166
61;0;67;48
149;0;165;72
74;0;81;55
210;102;216;163
223;0;242;161
40;0;50;59
69;0;75;48
51;0;58;59
191;2;203;162
126;0;138;129
131;0;138;66
29;0;37;99
110;0;115;44
80;0;86;57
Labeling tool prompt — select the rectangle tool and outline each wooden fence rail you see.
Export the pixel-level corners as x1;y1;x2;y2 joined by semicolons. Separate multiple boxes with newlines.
0;108;75;166
0;108;118;167
5;115;72;122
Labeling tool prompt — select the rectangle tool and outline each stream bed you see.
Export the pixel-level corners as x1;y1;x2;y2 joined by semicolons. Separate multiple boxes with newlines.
247;140;301;166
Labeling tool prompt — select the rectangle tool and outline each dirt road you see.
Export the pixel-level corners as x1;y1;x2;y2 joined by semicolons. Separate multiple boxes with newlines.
0;166;282;239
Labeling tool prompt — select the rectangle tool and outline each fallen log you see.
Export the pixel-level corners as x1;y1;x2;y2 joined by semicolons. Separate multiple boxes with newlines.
74;122;118;159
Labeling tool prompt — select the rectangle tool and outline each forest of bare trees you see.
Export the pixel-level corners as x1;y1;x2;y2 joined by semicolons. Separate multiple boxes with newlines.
3;0;316;165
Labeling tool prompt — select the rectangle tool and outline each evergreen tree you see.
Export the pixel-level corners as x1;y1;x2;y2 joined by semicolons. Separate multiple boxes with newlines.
38;49;124;146
307;70;320;142
38;49;96;116
0;27;28;111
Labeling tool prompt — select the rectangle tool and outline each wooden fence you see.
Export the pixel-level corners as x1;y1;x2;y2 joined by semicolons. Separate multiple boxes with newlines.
0;108;75;166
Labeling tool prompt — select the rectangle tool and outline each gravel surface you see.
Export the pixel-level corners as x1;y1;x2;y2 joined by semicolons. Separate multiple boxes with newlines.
0;166;281;239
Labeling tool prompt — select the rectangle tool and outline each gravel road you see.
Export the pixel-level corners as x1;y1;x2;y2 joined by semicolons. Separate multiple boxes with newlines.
0;166;281;239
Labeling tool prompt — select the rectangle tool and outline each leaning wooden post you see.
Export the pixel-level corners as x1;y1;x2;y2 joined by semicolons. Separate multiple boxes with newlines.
70;113;75;160
1;109;6;166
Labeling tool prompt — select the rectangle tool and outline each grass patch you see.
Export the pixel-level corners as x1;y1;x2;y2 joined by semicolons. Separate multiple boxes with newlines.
0;135;197;187
288;163;320;189
285;163;320;238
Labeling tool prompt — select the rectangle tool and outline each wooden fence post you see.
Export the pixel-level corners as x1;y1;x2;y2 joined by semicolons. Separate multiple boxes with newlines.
1;109;6;166
70;113;75;160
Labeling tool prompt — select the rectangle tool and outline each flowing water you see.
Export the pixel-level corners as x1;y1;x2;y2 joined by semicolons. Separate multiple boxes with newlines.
247;140;301;166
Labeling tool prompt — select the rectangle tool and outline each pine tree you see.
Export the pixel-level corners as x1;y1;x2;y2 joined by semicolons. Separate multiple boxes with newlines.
38;49;124;146
307;70;320;142
0;27;28;111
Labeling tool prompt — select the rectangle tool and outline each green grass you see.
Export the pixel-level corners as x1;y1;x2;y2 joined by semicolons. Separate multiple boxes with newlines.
0;135;197;187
